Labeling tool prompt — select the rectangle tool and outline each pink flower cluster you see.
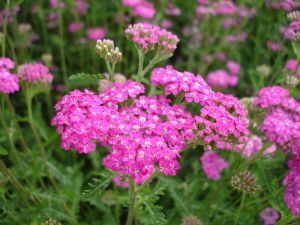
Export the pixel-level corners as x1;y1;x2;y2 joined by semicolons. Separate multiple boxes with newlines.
18;63;53;85
285;59;300;77
122;0;156;19
259;207;280;225
206;60;240;88
151;66;249;150
266;0;299;11
87;27;106;41
200;151;228;180
52;80;196;184
125;23;179;54
266;41;282;52
242;136;262;158
98;73;126;93
283;157;300;216
196;1;256;18
254;86;300;156
0;57;19;94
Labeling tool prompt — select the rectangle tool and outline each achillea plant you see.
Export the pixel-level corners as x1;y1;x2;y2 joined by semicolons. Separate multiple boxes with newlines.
51;23;249;224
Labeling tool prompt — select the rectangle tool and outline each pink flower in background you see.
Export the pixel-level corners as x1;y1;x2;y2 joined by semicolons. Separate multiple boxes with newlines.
53;83;64;92
0;57;15;70
0;57;19;94
280;26;293;40
264;144;277;155
266;41;282;52
200;151;228;180
87;27;106;40
227;60;240;75
69;22;84;33
49;0;64;9
0;69;19;94
165;2;181;16
161;19;173;29
242;136;262;158
285;59;298;72
206;70;239;88
132;1;156;19
260;208;280;225
74;0;89;15
122;0;143;7
215;52;226;62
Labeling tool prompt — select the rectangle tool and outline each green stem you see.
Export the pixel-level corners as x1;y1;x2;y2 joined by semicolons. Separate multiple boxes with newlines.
1;0;10;57
126;177;137;225
58;9;68;91
4;95;30;153
25;85;46;157
110;62;116;83
234;192;246;225
0;95;21;165
141;51;162;77
137;50;145;83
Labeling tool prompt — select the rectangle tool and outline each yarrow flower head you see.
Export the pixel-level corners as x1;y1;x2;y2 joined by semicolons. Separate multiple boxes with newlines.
52;80;196;184
125;23;179;54
283;156;300;216
151;66;249;150
259;207;280;225
0;57;15;70
200;151;228;180
18;63;53;85
96;39;122;64
253;86;300;156
0;57;19;94
231;170;259;194
0;69;19;94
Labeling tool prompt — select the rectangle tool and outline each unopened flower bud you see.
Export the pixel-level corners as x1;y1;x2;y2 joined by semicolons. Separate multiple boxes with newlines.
287;75;299;87
96;39;122;64
41;53;53;66
231;170;259;195
287;10;300;21
256;64;271;77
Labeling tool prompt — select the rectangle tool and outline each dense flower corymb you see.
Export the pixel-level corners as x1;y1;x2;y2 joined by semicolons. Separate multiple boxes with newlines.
52;80;196;184
18;63;53;84
125;23;179;54
0;69;19;94
283;157;300;216
151;66;249;150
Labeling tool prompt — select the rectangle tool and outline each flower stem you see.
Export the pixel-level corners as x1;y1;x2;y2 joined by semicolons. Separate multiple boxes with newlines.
1;0;10;57
0;95;21;165
58;8;68;91
234;192;246;225
126;177;137;225
4;95;30;153
25;85;46;158
137;50;145;83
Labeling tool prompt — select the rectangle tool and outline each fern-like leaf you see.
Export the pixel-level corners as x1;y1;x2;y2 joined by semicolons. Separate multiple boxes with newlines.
69;73;105;81
137;194;167;225
82;170;116;198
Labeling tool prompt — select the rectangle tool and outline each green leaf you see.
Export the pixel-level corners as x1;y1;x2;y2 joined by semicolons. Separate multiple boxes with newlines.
137;194;167;225
82;170;116;198
0;146;8;156
69;73;105;81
